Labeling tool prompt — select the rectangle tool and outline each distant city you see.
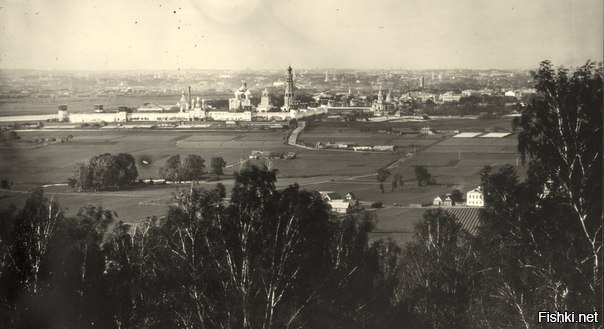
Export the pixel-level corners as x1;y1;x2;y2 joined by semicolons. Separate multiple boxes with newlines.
0;67;535;125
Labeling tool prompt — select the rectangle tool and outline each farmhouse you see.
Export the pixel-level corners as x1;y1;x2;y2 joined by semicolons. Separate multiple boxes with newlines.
344;192;356;201
433;194;453;207
318;191;343;202
466;187;484;207
318;191;359;214
420;127;435;135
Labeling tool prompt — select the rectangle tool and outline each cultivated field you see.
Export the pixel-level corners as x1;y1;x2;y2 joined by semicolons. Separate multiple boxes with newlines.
1;117;526;246
0;93;232;116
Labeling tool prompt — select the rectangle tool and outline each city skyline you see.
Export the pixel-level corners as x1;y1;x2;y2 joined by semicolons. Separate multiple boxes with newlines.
0;0;602;71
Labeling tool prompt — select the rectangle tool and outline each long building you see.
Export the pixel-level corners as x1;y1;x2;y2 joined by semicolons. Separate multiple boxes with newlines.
47;66;327;123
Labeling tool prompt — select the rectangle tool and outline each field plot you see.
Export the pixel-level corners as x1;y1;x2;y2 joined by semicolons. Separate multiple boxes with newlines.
437;136;517;146
425;136;518;154
115;134;183;142
369;206;482;245
268;151;398;178
481;132;511;138
453;132;482;138
300;126;441;147
72;134;125;141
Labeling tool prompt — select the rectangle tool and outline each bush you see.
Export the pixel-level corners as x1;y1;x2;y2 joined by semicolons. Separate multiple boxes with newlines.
371;201;383;208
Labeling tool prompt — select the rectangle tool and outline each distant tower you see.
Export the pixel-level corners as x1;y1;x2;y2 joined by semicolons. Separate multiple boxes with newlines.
325;71;329;82
377;85;384;104
283;66;295;111
179;91;188;112
188;86;192;110
254;88;271;112
260;88;270;110
419;75;425;89
58;105;68;122
374;85;385;111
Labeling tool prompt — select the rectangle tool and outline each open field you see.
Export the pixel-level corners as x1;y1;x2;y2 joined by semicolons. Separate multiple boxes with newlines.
1;118;526;247
314;117;515;132
0;93;232;116
299;125;443;147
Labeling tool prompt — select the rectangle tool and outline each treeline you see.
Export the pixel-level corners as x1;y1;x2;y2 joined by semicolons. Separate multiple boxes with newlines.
0;168;410;329
68;153;229;190
68;153;138;191
421;94;523;117
159;155;227;182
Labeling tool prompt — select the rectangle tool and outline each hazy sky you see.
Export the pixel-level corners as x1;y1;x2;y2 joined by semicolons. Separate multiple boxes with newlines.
0;0;601;70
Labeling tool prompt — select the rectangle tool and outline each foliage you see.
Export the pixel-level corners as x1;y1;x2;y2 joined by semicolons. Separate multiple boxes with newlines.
414;166;432;186
371;201;383;208
377;169;391;183
2;167;408;328
0;130;20;141
0;189;126;328
160;154;206;182
449;189;464;204
0;179;12;190
159;154;181;182
467;61;603;328
391;173;404;191
71;153;138;191
210;156;227;176
401;209;473;329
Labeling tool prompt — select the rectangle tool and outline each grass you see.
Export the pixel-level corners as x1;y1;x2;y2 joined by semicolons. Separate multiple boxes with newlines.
1;118;527;247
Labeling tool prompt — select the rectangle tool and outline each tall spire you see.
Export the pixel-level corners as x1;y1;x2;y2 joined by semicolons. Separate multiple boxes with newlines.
284;65;295;111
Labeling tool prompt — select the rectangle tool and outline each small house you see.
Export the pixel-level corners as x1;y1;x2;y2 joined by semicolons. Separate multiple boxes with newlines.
344;192;356;201
318;191;343;202
433;194;453;207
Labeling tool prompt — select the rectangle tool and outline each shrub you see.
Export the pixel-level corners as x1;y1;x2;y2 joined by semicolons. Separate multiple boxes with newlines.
371;201;383;208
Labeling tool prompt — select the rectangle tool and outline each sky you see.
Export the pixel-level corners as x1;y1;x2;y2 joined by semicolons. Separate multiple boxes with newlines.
0;0;602;70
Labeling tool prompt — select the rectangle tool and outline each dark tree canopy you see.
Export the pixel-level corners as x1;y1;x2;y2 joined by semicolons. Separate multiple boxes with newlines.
210;156;227;176
1;167;407;329
159;154;205;182
414;165;432;186
467;61;603;327
377;168;391;183
515;60;602;296
71;153;138;191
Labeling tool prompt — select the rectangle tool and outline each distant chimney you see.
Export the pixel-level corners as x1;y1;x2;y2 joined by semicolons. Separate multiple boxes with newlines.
188;86;192;110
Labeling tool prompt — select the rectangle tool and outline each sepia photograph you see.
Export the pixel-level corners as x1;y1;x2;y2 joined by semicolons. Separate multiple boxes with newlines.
0;0;602;328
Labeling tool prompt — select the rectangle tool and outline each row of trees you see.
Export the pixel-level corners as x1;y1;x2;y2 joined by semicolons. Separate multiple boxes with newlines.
376;166;434;193
69;153;138;191
159;155;227;182
1;168;409;328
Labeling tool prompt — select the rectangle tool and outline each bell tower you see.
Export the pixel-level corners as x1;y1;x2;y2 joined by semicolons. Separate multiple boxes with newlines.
283;66;295;111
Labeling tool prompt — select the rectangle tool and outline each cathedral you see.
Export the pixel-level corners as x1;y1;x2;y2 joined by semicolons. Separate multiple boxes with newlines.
229;82;253;111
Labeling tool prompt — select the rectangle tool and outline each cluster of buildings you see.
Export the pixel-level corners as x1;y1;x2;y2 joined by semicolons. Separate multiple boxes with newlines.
433;186;484;207
57;66;327;124
314;141;394;152
318;191;359;214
